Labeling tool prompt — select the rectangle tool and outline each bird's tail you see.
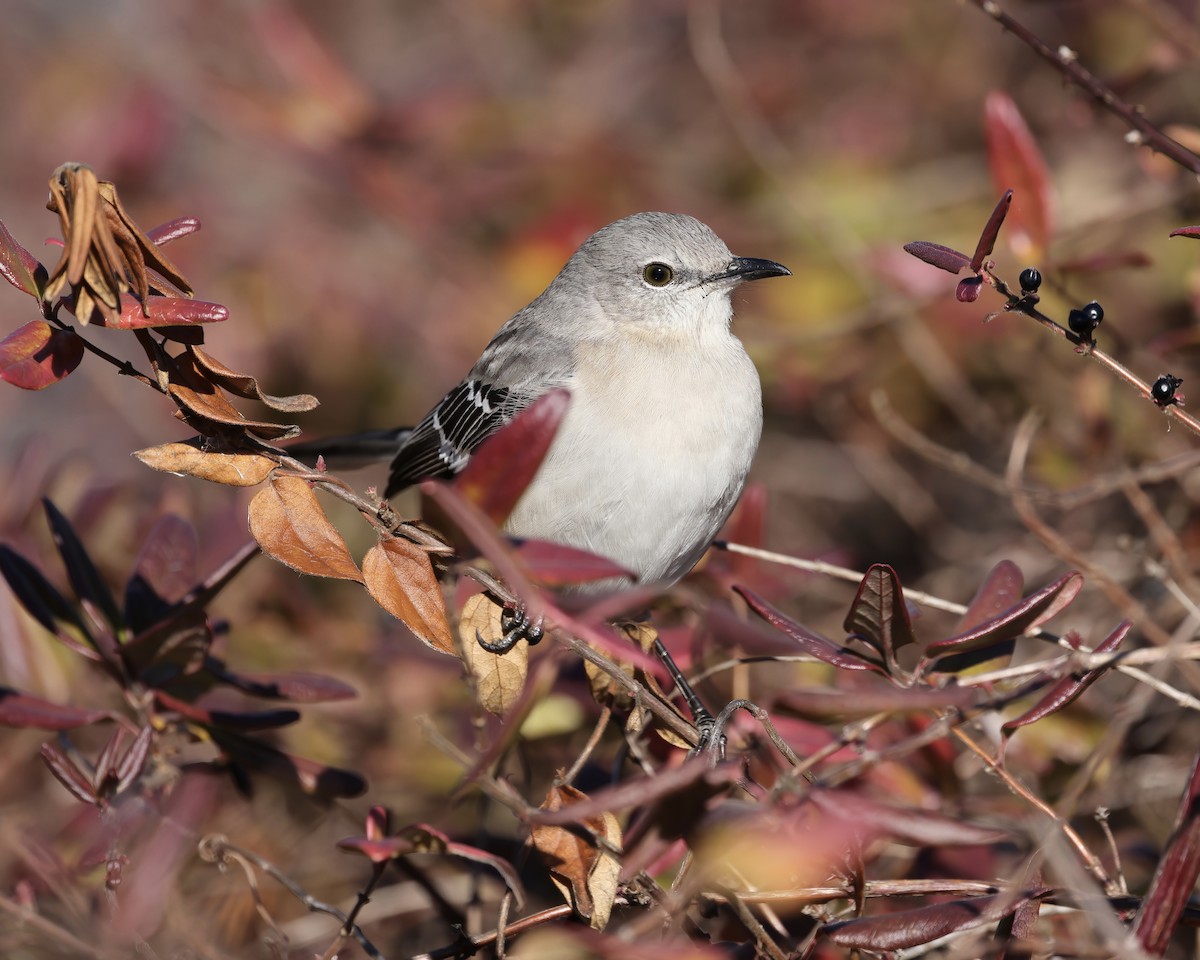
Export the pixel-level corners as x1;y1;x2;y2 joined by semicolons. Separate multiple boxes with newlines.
285;427;413;471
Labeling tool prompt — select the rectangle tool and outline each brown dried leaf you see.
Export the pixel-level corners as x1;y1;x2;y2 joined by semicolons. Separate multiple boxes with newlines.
192;347;319;413
362;538;454;655
134;440;276;487
532;784;622;929
167;352;300;441
248;476;362;582
458;593;528;714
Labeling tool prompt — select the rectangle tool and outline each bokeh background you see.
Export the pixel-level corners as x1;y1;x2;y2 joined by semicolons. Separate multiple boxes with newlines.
2;0;1200;955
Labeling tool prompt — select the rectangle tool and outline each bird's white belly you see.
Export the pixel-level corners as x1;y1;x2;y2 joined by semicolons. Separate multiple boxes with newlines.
504;335;762;587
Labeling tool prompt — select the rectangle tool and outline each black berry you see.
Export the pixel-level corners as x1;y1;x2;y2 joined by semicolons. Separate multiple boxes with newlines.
1018;267;1042;293
1067;309;1093;337
1082;301;1104;326
1151;374;1183;407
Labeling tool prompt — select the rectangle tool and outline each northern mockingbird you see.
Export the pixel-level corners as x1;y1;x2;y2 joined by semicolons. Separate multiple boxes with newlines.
298;212;789;645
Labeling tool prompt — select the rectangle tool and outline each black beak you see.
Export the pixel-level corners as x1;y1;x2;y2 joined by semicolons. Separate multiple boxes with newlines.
709;256;791;283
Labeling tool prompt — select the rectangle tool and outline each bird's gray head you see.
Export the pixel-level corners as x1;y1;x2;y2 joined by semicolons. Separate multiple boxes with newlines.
552;212;790;337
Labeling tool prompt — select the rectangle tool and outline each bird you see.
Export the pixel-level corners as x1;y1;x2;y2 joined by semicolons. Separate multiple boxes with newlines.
295;212;789;648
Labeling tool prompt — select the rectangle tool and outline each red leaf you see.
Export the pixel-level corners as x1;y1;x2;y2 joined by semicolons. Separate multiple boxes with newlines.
1002;620;1132;734
955;276;983;302
0;219;45;298
843;564;917;667
953;560;1024;635
454;388;571;526
513;538;633;586
970;190;1013;272
824;892;1042;950
734;586;883;672
1134;744;1200;952
902;241;971;275
924;571;1083;672
985;92;1055;258
0;321;84;390
1170;226;1200;239
103;294;228;329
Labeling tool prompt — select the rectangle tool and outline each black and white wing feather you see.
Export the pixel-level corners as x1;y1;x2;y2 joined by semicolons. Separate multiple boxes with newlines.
384;378;531;497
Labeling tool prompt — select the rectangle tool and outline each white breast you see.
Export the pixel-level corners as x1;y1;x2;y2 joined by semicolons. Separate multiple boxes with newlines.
505;327;762;588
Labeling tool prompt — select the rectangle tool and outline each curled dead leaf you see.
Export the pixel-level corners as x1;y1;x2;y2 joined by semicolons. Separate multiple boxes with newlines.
458;594;528;715
531;783;623;930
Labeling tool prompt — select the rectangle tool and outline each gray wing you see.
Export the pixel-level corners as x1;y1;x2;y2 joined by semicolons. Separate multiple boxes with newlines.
383;294;581;499
384;377;533;497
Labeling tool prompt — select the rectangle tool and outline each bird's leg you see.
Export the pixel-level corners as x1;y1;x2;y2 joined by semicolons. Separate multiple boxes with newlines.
476;602;544;654
650;635;723;753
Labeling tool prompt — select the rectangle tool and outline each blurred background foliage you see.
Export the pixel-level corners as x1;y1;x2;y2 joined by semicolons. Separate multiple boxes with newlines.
2;0;1200;954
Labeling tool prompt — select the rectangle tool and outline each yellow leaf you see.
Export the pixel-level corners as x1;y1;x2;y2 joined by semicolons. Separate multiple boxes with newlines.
135;441;275;487
458;594;528;715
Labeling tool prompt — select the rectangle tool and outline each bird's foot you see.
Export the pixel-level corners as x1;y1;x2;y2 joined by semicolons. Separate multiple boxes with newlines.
476;604;544;654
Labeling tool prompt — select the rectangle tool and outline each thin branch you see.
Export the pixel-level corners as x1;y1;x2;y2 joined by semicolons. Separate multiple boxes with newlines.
970;0;1200;173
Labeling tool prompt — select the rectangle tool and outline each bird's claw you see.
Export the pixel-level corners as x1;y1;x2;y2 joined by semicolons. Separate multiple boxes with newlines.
476;604;544;654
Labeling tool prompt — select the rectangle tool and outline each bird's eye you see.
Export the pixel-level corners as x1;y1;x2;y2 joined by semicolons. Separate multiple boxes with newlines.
642;262;674;287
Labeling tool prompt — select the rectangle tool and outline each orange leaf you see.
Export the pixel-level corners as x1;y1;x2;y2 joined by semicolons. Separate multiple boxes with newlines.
362;538;454;655
248;476;361;581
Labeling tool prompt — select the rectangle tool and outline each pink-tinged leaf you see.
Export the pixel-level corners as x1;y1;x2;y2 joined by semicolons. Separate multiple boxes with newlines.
513;538;633;586
1002;621;1132;734
0;321;84;390
843;564;917;667
1056;250;1152;273
114;725;154;793
0;687;112;730
809;791;1007;847
40;741;99;804
774;684;980;719
924;571;1083;672
337;835;418;862
206;665;357;703
1134;744;1200;952
102;295;228;329
985;92;1055;258
124;515;198;633
454;388;571;526
145;217;201;246
366;805;390;841
824;892;1043;949
1170;226;1200;239
734;586;883;672
0;220;46;298
956;276;983;302
902;241;971;275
